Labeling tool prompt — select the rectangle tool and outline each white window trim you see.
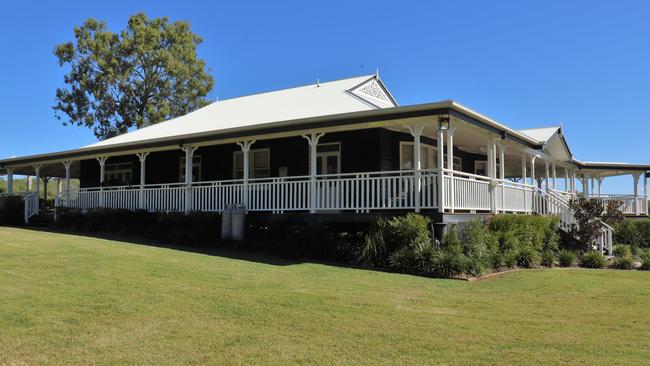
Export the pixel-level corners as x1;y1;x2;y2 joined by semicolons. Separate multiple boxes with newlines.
314;142;341;175
399;142;461;171
233;148;270;179
399;141;435;171
104;162;133;183
474;160;500;177
179;155;202;182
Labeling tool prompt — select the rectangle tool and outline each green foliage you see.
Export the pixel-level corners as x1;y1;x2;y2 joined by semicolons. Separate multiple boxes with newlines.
639;250;650;271
515;246;540;268
53;13;214;140
359;218;387;267
431;248;466;278
569;198;622;252
612;256;634;270
54;208;220;246
540;251;556;267
503;250;517;268
489;214;558;252
387;213;432;250
388;242;438;275
579;251;606;269
558;249;576;267
614;219;650;248
488;250;504;270
613;244;632;258
0;195;24;225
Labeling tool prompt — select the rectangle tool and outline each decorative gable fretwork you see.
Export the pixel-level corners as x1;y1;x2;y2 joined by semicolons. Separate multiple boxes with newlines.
349;78;397;108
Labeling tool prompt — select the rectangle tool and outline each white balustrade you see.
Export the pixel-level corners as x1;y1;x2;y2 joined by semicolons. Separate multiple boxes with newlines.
55;170;438;213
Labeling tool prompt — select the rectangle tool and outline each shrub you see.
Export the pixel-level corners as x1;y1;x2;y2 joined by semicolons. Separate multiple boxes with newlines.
432;248;466;278
488;249;503;270
359;218;388;267
613;256;634;270
569;198;621;252
579;251;606;269
503;250;517;268
540;251;556;267
489;214;558;252
0;195;25;225
515;246;539;268
458;219;490;260
388;242;438;275
558;249;576;267
386;213;431;251
612;244;631;258
639;250;650;271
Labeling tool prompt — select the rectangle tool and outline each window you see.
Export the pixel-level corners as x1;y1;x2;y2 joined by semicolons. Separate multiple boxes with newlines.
400;142;435;170
316;143;341;175
104;163;132;183
233;149;270;179
399;142;462;171
179;155;202;182
475;160;501;177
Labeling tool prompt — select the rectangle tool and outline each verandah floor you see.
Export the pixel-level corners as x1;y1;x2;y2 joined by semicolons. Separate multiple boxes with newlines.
1;226;649;365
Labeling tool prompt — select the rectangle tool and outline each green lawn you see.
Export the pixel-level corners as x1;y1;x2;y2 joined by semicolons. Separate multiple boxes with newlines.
1;227;649;365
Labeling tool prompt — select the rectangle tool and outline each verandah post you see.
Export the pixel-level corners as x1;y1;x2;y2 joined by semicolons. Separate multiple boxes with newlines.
136;152;149;210
633;172;641;215
6;167;13;194
436;118;447;213
446;125;457;213
552;162;557;190
96;156;108;207
182;146;198;213
302;133;324;213
497;141;505;213
62;161;72;206
407;124;425;213
236;141;255;210
521;152;527;213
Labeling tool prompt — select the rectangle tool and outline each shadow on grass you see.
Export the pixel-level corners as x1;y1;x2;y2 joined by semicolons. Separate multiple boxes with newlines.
11;225;369;271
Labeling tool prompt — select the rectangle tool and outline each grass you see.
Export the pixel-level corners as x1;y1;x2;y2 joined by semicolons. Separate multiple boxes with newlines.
1;227;649;365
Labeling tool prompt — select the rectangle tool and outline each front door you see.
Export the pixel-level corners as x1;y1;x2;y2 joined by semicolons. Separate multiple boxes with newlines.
315;143;341;210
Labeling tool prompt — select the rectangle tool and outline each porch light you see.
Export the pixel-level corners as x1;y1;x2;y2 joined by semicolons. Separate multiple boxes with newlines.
438;115;450;131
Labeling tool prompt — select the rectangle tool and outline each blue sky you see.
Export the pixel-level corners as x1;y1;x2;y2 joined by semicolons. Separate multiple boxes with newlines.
0;0;648;192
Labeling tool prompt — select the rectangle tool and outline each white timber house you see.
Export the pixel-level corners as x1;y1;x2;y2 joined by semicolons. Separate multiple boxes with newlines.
1;74;648;253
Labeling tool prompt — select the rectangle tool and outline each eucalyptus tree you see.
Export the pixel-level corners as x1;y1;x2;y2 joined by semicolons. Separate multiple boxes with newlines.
53;13;214;140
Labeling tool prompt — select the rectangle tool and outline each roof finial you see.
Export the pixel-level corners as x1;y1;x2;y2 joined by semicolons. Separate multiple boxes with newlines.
316;78;320;87
375;67;379;78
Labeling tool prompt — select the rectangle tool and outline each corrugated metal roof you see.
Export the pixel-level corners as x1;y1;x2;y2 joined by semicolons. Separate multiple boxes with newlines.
518;126;560;143
87;75;396;148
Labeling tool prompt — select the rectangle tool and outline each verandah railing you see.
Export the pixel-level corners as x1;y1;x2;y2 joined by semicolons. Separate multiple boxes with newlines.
56;170;439;213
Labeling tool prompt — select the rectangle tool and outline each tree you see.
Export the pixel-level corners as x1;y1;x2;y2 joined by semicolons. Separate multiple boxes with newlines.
53;13;214;140
569;197;624;252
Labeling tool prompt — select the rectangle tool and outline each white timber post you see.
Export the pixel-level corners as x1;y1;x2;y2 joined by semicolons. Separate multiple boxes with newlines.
33;164;41;213
236;141;254;210
552;162;557;190
529;155;537;188
6;167;13;194
497;142;505;213
182;146;198;213
437;125;446;212
597;177;603;197
487;139;497;214
63;161;72;206
407;124;426;213
137;152;149;210
521;152;527;213
33;164;41;197
96;157;108;207
302;133;324;213
564;168;569;192
642;172;648;214
544;160;550;192
446;125;457;213
633;172;641;215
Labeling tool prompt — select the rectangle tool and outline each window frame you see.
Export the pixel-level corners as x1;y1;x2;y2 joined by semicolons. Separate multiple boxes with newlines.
233;148;271;179
399;142;462;171
103;162;133;184
179;155;202;183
